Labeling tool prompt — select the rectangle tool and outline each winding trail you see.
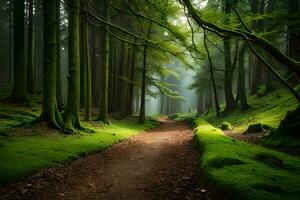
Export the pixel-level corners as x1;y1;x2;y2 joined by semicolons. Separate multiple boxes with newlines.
0;118;211;200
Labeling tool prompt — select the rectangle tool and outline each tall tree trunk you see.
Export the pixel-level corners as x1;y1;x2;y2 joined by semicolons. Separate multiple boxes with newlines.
237;43;250;111
9;0;13;88
65;0;82;131
223;0;235;113
56;0;63;109
27;0;35;95
98;0;109;123
40;0;63;128
287;0;300;61
139;22;152;124
203;29;220;116
9;0;27;103
128;42;137;116
81;1;91;121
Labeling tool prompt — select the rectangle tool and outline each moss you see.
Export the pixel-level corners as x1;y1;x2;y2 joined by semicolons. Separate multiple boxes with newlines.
208;157;245;169
221;121;232;130
254;153;284;169
201;87;299;147
192;119;300;200
0;119;158;186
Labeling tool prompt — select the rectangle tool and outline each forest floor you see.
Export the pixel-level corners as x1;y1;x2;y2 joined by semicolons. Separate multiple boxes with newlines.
0;118;212;200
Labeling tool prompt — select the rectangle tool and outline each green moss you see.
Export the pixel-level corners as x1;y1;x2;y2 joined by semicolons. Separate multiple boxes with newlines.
201;87;299;147
193;119;300;200
0;119;158;186
221;121;232;130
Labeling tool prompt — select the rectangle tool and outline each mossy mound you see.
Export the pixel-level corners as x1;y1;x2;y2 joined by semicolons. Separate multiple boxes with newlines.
243;123;270;134
221;121;232;130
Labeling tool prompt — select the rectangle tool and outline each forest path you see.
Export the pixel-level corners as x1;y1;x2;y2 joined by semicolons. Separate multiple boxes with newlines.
0;118;211;200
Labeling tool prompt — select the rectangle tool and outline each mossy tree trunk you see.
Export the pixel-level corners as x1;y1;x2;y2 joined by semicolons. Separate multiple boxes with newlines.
40;0;63;129
65;0;82;131
9;0;27;103
98;0;109;124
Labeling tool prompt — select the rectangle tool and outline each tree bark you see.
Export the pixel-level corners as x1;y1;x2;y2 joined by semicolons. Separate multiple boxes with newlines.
40;0;63;129
65;0;82;131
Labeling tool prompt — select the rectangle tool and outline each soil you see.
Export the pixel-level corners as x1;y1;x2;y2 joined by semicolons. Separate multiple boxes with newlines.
0;118;212;200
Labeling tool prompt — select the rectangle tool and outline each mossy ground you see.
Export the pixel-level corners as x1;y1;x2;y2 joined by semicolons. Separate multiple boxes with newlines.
0;100;158;187
181;87;299;147
192;119;300;200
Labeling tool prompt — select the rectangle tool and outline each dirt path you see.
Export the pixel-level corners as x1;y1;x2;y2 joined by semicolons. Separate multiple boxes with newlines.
0;118;211;200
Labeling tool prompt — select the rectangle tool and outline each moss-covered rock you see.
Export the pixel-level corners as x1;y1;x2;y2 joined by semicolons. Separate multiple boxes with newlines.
243;123;270;134
221;121;232;130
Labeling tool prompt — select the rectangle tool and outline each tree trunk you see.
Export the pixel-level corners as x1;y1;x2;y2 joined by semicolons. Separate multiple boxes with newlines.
9;0;27;103
223;0;235;113
40;0;63;129
65;0;82;131
127;43;136;116
56;0;63;110
80;0;91;121
237;43;250;111
98;0;109;123
287;0;300;61
139;22;152;124
27;0;35;95
203;29;220;116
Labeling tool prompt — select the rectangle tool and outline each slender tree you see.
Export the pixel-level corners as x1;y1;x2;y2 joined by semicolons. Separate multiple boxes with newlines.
139;22;152;124
81;0;91;121
98;0;110;124
56;0;63;109
27;0;35;95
